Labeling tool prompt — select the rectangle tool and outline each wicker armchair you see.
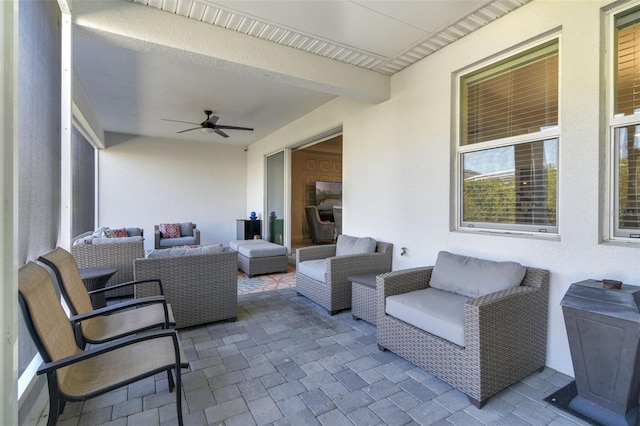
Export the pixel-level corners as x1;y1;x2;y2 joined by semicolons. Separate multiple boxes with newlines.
332;206;342;236
296;236;393;315
305;206;335;244
134;249;237;328
71;232;145;298
376;264;549;408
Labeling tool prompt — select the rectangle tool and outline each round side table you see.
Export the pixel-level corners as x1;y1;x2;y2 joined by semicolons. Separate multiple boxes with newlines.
78;267;117;308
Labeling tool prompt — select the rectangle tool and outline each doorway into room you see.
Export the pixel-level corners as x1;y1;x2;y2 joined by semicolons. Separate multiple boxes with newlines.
290;134;343;251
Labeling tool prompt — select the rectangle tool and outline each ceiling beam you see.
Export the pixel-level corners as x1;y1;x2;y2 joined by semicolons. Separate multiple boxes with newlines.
71;0;390;103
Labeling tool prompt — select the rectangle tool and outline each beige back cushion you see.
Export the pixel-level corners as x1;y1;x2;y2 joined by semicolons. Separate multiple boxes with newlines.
429;251;526;299
335;235;377;256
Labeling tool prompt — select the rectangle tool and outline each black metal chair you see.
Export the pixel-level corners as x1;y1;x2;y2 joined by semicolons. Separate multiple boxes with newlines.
18;261;187;426
38;247;175;348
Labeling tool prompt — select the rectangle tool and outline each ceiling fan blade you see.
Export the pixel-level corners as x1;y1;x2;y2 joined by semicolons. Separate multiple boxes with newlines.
161;118;200;125
214;129;229;138
214;125;254;131
205;115;220;126
176;127;202;133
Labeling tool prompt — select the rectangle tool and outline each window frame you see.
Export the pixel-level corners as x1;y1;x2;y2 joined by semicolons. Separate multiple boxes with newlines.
607;3;640;242
454;35;561;237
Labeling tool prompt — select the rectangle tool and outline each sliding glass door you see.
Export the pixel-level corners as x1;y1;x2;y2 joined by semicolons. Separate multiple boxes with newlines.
265;149;290;247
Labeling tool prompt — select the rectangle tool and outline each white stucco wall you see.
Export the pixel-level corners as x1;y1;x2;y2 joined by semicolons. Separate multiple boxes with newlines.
99;133;248;250
246;0;640;377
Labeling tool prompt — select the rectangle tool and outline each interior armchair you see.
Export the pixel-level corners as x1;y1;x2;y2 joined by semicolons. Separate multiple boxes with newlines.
296;234;393;315
155;222;200;249
305;206;336;244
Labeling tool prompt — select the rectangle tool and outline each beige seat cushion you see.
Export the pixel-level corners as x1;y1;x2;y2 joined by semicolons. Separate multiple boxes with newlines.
298;259;328;283
386;287;470;347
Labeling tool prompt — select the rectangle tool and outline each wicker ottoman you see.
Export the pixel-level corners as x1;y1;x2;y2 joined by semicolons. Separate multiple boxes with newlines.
230;239;288;277
349;273;378;325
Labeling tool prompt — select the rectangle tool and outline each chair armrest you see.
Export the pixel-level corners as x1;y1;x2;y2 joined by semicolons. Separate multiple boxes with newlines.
193;228;201;245
376;267;433;320
154;227;161;249
70;296;169;322
377;267;432;298
465;284;548;354
326;252;393;281
296;245;336;263
37;329;183;375
88;278;164;295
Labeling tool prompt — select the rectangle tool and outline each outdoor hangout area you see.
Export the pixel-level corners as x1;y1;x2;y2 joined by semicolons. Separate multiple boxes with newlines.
9;1;640;426
23;229;599;426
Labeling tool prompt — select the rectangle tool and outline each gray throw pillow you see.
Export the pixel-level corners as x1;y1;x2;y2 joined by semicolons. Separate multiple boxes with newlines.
335;235;376;256
92;226;107;238
126;227;142;237
429;251;526;299
180;222;193;237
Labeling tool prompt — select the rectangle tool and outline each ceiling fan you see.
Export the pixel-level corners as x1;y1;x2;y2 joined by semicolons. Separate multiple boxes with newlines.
162;110;253;138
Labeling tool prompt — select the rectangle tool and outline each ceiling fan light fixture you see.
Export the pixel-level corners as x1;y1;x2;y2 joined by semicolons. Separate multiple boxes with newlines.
201;127;214;133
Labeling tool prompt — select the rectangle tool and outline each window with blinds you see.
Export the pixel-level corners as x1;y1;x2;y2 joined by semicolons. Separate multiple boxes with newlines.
458;39;559;233
612;10;640;238
461;41;558;146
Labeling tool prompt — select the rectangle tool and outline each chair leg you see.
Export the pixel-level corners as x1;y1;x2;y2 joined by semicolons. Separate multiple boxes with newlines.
377;344;386;351
467;395;485;408
167;370;175;392
175;365;184;426
46;376;60;426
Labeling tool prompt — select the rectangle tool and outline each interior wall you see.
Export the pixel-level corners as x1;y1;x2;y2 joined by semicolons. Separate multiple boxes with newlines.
99;133;247;250
247;0;639;378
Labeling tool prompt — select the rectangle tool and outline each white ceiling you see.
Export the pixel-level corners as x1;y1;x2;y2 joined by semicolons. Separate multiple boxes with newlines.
72;0;530;146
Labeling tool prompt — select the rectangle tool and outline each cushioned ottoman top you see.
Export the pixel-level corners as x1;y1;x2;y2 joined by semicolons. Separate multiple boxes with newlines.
229;240;288;258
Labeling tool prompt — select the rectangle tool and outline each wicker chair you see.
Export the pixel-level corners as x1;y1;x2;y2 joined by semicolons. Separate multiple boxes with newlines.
18;261;187;426
305;206;335;244
296;237;393;315
71;232;145;298
134;249;237;328
376;264;550;408
38;247;175;348
332;206;342;236
154;222;200;249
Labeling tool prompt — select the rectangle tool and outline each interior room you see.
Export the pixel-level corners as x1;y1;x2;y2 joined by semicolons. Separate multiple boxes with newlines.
3;0;640;425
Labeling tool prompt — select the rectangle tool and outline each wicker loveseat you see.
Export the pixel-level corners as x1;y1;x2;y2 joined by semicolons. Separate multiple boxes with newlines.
154;222;200;249
134;246;237;328
71;228;145;298
376;251;549;408
296;235;393;315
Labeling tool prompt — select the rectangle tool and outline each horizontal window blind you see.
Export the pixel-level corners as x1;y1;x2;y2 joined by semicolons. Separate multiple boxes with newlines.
461;41;558;146
616;10;640;116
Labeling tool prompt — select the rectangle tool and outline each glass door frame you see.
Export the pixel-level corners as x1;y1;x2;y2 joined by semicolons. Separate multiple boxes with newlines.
264;148;291;250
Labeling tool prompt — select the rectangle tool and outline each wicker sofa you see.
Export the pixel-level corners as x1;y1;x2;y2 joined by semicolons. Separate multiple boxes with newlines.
134;247;237;328
376;251;550;408
154;222;200;249
296;235;393;315
71;229;145;298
